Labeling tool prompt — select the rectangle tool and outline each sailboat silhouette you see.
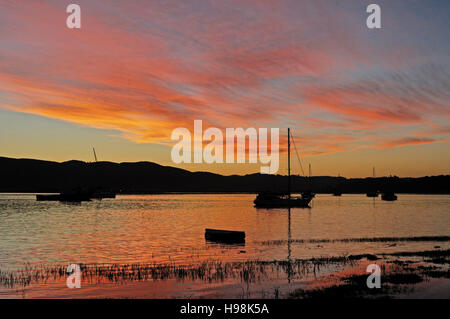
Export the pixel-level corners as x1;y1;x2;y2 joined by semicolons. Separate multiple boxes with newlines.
366;167;379;197
254;128;313;208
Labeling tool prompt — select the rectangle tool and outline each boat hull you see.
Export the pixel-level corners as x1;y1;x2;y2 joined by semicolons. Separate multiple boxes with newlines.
205;228;245;244
36;194;61;201
254;197;312;208
91;192;116;199
36;194;92;202
381;193;397;201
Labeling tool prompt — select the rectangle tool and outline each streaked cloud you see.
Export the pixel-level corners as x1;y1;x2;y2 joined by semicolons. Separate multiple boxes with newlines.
0;0;449;166
380;137;438;148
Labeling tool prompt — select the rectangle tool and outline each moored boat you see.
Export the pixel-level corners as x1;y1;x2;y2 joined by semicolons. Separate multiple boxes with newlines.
366;167;379;197
36;194;61;201
254;192;312;208
301;190;315;200
254;128;313;208
36;187;92;202
91;191;116;199
381;191;397;201
366;191;379;197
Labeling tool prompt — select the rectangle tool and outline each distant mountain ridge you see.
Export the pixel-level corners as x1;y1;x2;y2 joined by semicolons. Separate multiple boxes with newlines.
0;156;449;194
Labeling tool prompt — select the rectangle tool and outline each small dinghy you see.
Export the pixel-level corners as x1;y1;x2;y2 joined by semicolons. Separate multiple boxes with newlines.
205;228;245;244
381;191;397;201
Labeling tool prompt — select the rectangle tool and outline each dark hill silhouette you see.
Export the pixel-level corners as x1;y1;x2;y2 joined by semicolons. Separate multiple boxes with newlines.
0;156;449;194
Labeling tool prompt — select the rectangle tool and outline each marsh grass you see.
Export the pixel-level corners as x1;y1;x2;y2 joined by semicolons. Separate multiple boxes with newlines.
288;283;412;299
346;273;423;285
289;249;450;299
288;268;430;299
0;254;367;289
261;236;450;246
2;248;448;298
386;249;450;258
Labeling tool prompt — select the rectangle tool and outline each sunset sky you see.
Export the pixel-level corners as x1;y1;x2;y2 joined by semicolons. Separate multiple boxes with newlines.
0;0;449;177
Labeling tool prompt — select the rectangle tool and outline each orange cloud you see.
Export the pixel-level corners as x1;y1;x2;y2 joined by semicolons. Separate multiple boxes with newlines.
379;137;448;149
0;0;449;162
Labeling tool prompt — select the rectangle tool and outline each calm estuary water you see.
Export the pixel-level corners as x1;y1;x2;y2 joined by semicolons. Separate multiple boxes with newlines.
0;193;449;271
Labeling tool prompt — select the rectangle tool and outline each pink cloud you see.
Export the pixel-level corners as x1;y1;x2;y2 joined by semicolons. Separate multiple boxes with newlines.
0;0;448;160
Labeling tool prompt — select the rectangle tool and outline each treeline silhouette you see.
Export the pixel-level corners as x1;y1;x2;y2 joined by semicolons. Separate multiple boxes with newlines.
0;157;449;194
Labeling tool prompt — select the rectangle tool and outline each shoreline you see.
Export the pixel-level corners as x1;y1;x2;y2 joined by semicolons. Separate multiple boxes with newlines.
1;249;448;299
1;192;450;195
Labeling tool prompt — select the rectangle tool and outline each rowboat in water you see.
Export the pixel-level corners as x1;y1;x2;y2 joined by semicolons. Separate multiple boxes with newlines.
205;228;245;244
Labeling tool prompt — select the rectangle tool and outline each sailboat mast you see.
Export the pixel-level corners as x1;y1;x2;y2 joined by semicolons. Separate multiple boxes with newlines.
93;148;98;163
373;166;376;178
288;128;291;199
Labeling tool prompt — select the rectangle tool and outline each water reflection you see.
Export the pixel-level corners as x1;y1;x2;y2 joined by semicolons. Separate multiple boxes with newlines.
287;207;292;283
0;194;448;271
